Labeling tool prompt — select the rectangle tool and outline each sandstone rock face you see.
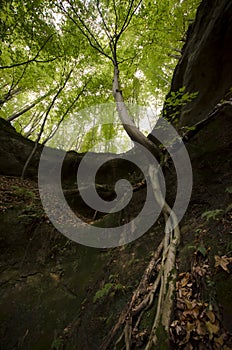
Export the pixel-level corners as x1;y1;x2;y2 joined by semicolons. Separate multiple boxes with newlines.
167;0;232;127
159;0;232;161
0;118;138;183
0;118;41;177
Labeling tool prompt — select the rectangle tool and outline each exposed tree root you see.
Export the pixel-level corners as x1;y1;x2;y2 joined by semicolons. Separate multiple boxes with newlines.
99;239;164;350
100;166;180;350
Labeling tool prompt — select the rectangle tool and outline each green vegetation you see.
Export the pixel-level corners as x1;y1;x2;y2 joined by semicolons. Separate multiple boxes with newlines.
51;335;63;350
164;86;199;123
93;276;125;303
3;1;232;349
0;0;200;152
225;186;232;194
12;185;35;201
201;209;224;221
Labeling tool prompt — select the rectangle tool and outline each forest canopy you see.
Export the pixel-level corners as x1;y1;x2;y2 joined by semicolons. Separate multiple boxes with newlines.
0;0;200;152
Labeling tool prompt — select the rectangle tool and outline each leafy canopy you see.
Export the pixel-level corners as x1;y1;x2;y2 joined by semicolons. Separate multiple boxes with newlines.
0;0;200;152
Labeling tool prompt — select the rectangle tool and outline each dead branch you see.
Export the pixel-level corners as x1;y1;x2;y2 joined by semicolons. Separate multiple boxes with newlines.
182;99;232;142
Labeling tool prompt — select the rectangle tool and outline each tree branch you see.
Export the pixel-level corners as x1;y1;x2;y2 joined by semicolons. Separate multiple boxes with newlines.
0;87;22;106
96;0;115;56
0;35;60;70
59;0;113;62
182;99;232;142
42;79;90;144
21;68;74;179
7;89;55;122
115;0;142;43
0;56;60;70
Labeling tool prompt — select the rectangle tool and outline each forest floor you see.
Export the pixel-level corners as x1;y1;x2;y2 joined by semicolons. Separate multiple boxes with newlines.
0;173;232;349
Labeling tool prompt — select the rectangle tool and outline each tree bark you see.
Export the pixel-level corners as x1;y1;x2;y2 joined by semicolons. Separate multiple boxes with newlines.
7;90;54;122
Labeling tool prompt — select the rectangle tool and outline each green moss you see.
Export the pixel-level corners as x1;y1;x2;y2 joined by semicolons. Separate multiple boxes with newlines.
140;306;157;330
93;212;120;227
154;324;170;350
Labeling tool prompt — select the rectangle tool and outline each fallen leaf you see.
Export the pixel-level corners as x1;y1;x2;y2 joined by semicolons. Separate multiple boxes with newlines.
185;300;197;310
180;273;191;287
193;265;208;276
206;321;219;339
196;319;207;336
206;310;216;323
50;272;60;282
214;255;232;273
186;321;196;332
214;333;226;347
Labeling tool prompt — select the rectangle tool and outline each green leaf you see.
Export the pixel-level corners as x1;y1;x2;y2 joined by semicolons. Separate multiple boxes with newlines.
201;209;223;221
197;246;207;257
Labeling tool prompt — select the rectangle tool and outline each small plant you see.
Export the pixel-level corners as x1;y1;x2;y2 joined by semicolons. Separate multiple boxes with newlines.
225;203;232;213
51;334;63;350
225;186;232;194
201;209;223;221
93;279;125;303
205;275;216;309
12;185;35;201
196;245;207;257
164;86;199;122
93;283;114;303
